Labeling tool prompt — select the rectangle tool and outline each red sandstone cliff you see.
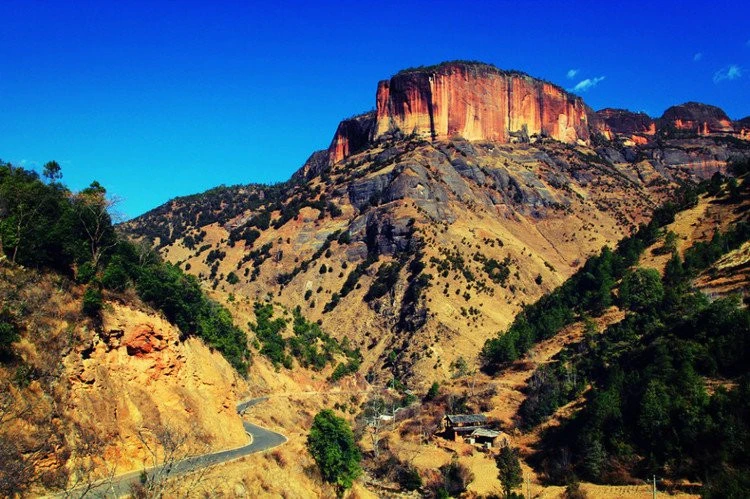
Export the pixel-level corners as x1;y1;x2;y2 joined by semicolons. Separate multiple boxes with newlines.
314;63;749;173
736;116;750;141
324;62;590;166
595;108;656;140
660;102;734;135
373;62;590;145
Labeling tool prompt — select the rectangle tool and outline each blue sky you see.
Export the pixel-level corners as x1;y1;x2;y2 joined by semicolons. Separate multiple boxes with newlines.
1;1;749;219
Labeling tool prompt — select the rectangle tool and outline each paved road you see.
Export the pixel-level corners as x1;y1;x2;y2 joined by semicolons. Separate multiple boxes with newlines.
63;396;286;497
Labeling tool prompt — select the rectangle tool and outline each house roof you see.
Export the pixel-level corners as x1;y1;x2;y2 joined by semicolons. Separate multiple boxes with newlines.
471;428;502;438
446;414;487;425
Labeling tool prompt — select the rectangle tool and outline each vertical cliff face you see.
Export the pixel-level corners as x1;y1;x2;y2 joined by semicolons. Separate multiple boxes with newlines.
311;62;748;175
661;102;735;135
373;62;590;146
328;111;377;164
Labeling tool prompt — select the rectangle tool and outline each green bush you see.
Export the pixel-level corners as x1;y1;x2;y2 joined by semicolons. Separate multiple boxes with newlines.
397;465;422;491
307;409;361;492
0;309;19;358
618;268;663;312
424;381;440;401
101;258;130;291
82;286;103;316
77;261;96;283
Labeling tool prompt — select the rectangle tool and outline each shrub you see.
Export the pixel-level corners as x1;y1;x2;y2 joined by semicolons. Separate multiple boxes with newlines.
82;286;103;316
101;258;130;291
397;465;422;491
307;409;361;492
439;459;474;496
77;261;96;283
424;381;440;401
619;268;663;312
0;309;19;358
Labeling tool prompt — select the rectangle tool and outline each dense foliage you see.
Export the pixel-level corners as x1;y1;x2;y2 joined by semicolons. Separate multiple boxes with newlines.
509;173;750;494
307;409;362;492
0;161;250;373
535;291;750;492
481;191;696;372
249;302;361;376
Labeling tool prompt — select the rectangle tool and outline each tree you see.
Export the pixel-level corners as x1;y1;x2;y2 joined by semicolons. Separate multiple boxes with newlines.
307;409;361;494
495;445;523;498
0;164;55;264
619;268;663;312
42;161;62;183
439;458;474;497
425;381;440;401
72;181;118;269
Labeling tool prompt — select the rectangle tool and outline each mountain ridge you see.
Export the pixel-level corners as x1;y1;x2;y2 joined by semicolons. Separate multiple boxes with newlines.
122;61;750;387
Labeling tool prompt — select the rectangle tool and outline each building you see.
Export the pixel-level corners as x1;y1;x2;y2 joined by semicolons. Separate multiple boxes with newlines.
443;414;488;441
468;428;508;448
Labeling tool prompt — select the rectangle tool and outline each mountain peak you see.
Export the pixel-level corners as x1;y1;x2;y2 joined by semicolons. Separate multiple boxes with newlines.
308;61;590;172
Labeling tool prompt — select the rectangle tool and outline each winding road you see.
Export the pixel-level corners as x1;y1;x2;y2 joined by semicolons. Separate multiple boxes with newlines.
64;396;287;497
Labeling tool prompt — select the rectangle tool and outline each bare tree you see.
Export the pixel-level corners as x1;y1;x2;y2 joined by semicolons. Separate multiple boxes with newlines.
130;422;215;498
60;424;118;498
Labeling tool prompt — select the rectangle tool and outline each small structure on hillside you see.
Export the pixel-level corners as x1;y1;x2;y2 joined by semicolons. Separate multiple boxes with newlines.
468;428;509;448
442;414;510;448
443;414;488;441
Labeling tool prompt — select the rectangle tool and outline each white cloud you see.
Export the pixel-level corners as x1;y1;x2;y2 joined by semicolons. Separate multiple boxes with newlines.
713;64;743;83
693;52;703;62
566;69;579;79
571;76;605;92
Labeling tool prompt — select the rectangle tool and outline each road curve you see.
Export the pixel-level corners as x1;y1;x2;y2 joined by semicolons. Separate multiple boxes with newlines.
62;396;286;497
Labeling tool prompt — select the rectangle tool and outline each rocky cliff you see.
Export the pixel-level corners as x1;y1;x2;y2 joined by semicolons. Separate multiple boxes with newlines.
374;62;590;145
308;64;750;181
737;116;750;141
316;62;592;170
660;102;735;135
595;108;656;141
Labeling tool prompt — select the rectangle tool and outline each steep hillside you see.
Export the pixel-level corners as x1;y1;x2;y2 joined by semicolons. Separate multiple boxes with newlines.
123;61;750;389
355;171;750;498
0;163;262;496
0;265;249;496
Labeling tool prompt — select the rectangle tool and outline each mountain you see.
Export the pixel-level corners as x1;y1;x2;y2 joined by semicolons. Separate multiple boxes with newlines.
5;60;750;497
123;61;750;388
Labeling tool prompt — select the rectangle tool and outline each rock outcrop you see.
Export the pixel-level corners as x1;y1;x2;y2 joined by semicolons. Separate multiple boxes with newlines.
737;116;750;141
660;102;734;135
67;303;246;475
309;62;592;171
595;108;656;140
293;149;330;181
328;111;377;164
373;62;590;146
297;63;749;180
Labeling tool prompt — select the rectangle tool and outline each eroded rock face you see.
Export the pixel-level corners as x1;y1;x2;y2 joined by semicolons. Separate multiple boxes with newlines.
661;102;734;135
373;62;590;146
596;108;656;139
66;303;246;475
328;111;377;164
737;117;750;141
124;324;172;357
